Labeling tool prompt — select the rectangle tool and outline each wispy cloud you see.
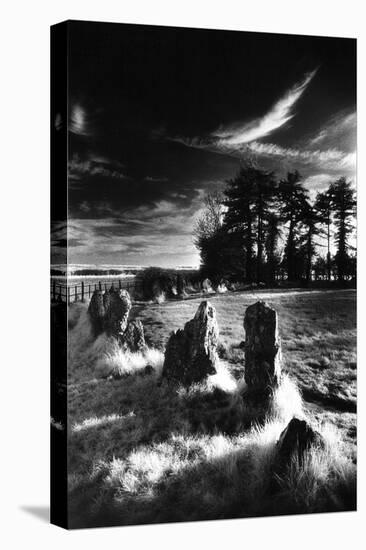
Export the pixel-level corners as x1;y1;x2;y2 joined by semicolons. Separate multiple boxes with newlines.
247;141;356;171
68;153;128;184
171;69;318;154
306;111;356;149
213;69;318;145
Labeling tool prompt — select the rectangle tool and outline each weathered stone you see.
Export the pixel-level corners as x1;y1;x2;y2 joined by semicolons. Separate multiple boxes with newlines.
162;300;219;384
275;417;324;472
244;301;282;396
202;278;213;293
88;290;107;336
176;274;186;299
121;320;146;352
105;289;131;337
152;281;166;303
88;288;131;338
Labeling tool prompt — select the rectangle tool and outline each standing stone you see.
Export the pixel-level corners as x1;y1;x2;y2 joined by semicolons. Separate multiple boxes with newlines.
274;417;324;475
176;274;186;299
152;280;165;304
202;278;213;293
244;301;282;395
88;290;107;336
88;288;131;338
162;301;219;384
121;320;146;352
104;289;131;337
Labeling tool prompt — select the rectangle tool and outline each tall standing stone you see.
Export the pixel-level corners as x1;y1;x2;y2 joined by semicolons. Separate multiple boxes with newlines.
88;288;131;338
244;301;282;396
162;300;219;384
88;290;107;336
104;289;131;338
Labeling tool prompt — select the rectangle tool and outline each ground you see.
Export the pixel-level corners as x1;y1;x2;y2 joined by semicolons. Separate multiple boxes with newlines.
66;288;356;528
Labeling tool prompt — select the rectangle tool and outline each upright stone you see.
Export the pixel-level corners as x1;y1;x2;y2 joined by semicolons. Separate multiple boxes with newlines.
122;320;146;352
202;278;213;293
244;301;282;395
274;417;324;475
104;289;131;338
162;300;219;384
176;274;186;299
88;290;107;336
88;288;131;338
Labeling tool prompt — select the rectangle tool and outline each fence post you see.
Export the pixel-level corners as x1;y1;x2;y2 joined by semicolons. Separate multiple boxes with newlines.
119;279;122;290
52;280;56;302
89;284;91;297
67;287;71;305
81;281;85;302
75;285;78;302
99;281;102;291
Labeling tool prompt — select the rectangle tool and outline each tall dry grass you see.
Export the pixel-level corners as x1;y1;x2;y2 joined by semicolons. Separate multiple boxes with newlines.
66;296;356;528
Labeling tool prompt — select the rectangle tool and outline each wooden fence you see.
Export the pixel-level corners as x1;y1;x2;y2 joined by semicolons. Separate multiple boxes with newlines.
51;278;141;304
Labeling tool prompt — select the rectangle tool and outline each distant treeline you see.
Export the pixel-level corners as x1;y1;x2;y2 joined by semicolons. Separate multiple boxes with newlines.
194;162;356;286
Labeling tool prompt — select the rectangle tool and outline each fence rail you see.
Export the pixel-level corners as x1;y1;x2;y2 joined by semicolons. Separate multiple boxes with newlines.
51;278;141;304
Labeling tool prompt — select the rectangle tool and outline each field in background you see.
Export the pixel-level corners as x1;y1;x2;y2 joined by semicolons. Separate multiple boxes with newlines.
67;288;356;527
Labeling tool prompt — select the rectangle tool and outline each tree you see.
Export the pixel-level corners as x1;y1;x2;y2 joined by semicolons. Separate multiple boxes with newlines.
329;178;356;283
315;188;333;281
300;200;320;284
194;191;223;242
194;192;244;282
279;171;309;280
224;163;276;283
265;212;281;283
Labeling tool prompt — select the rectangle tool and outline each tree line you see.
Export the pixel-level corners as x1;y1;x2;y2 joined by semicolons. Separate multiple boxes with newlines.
194;162;356;286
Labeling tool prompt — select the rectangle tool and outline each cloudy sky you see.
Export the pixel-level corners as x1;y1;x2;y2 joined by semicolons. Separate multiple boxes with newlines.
53;21;356;267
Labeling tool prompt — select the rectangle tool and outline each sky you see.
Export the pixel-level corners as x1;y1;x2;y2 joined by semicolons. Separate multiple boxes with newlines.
52;21;356;267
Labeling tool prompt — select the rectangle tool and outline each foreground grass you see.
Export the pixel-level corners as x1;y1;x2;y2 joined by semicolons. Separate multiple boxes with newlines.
67;289;356;528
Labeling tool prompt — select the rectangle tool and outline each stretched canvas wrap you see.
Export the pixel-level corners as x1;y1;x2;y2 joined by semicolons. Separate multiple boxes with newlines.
51;20;357;529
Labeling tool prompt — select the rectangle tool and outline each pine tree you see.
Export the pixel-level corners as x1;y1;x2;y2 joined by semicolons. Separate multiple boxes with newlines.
329;178;356;282
224;163;276;283
315;187;333;281
279;171;308;281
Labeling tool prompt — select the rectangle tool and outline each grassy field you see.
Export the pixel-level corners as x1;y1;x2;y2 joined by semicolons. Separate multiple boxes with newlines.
66;288;356;528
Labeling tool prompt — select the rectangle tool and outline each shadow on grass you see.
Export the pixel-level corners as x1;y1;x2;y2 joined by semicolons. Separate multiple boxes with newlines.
68;439;356;529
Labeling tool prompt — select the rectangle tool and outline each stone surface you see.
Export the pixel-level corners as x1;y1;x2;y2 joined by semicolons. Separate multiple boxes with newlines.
105;289;131;337
88;288;131;338
244;301;282;395
202;278;213;293
162;300;219;384
152;281;166;303
88;290;107;336
217;283;228;294
121;320;146;352
275;417;324;471
176;274;186;299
